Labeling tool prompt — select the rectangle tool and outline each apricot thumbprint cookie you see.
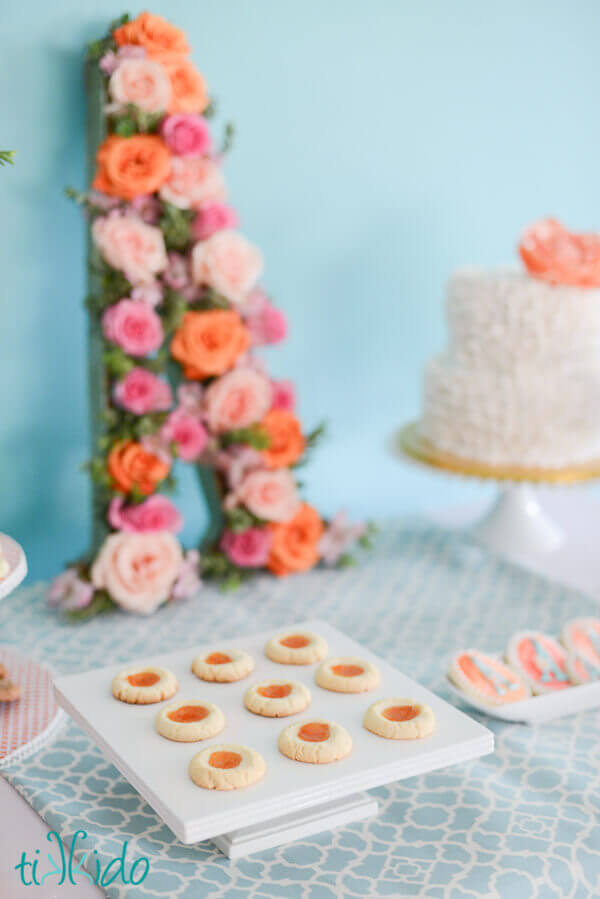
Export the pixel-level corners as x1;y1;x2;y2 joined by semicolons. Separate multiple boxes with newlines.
364;698;435;740
265;631;328;665
155;699;225;742
191;648;254;683
315;657;380;693
111;666;177;704
189;744;266;790
244;679;311;717
278;718;352;764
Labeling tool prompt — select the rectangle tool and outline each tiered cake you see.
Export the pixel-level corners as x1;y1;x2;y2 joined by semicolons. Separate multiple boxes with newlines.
421;221;600;469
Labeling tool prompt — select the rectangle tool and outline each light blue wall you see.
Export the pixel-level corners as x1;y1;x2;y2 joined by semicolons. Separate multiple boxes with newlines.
2;1;598;578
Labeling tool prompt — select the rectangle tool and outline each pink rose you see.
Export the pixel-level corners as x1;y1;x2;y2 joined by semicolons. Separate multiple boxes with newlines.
231;469;300;523
161;408;208;461
161;113;212;157
318;511;367;566
113;368;172;414
220;527;272;567
48;569;94;611
108;495;184;534
247;302;287;346
163;251;191;289
177;382;204;415
192;203;238;241
215;445;263;489
159;157;226;210
109;58;171;112
91;531;183;614
271;379;296;411
191;230;263;304
203;367;273;433
171;549;202;599
92;213;167;284
102;299;164;356
131;282;163;307
99;44;146;75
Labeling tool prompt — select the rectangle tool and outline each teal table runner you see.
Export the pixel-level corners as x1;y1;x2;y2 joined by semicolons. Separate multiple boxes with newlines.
1;522;598;898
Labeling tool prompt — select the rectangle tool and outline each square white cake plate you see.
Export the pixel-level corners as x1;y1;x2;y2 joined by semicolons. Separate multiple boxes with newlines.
54;619;494;858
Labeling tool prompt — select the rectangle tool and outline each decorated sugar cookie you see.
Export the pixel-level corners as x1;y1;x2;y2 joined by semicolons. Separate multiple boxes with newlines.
566;652;600;685
278;718;352;764
561;618;600;668
155;699;225;742
448;649;530;705
364;698;435;740
111;666;178;704
265;631;328;665
189;744;266;790
506;632;571;695
191;648;254;683
314;657;380;693
244;679;311;717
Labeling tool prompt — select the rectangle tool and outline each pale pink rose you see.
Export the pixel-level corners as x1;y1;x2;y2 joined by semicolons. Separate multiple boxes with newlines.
318;511;367;566
161;408;208;461
191;230;263;304
220;528;272;567
91;531;183;614
247;301;287;345
163;252;191;289
231;469;300;523
108;496;184;534
161;113;212;157
203;368;273;433
92;213;167;284
216;445;263;489
102;299;164;356
159;157;227;210
171;549;202;599
131;282;163;307
48;569;94;611
192;203;238;241
99;44;146;75
271;379;296;411
113;368;172;414
109;57;171;112
177;382;204;415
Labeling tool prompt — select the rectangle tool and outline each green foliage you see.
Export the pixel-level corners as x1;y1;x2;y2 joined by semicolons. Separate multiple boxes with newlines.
358;521;379;550
103;346;136;378
159;202;194;252
162;288;188;337
201;550;247;590
112;104;163;136
84;457;111;489
65;186;118;219
66;590;115;621
87;261;132;312
87;13;130;61
224;506;267;534
203;99;216;119
221;122;235;155
0;150;15;166
221;424;271;450
293;420;327;468
192;289;231;311
336;553;357;569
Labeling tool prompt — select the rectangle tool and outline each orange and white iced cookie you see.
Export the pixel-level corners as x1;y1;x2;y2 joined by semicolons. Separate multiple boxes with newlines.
244;679;311;717
265;631;328;665
364;698;435;740
111;666;178;705
278;718;352;764
506;631;571;695
191;648;254;683
448;649;530;705
315;657;380;693
561;618;600;668
155;699;225;742
189;744;266;791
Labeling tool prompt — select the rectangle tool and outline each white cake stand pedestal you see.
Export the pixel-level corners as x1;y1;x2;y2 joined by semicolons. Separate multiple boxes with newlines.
470;483;563;556
0;534;27;601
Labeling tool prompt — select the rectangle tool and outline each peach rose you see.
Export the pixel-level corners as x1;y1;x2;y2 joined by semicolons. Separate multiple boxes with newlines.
107;440;170;496
191;230;263;304
91;531;183;614
519;218;600;287
109;58;171;112
234;469;300;523
92;214;167;284
259;409;305;469
267;503;323;576
165;59;209;113
114;12;190;63
170;309;250;379
203;368;273;433
92;135;171;200
159;157;226;210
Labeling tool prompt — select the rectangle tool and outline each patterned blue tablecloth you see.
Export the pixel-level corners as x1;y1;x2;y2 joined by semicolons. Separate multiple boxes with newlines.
1;522;599;898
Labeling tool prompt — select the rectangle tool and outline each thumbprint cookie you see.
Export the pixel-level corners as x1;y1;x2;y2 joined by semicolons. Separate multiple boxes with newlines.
111;666;178;704
155;699;225;742
189;744;266;790
265;631;328;665
364;698;435;740
315;657;380;693
244;679;311;717
278;718;352;764
191;648;254;683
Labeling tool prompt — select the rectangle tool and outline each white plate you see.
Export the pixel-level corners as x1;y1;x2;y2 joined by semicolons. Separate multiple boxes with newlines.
54;619;494;845
0;534;27;601
446;675;600;723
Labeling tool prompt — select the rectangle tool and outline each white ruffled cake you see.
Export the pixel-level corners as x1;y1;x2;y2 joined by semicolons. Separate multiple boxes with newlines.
421;265;600;468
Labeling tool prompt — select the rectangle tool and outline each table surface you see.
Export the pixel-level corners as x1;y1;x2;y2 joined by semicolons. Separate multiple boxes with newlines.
1;513;599;899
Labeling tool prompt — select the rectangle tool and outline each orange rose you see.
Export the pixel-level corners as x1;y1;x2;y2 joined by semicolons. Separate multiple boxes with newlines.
260;409;305;469
165;60;209;114
107;441;170;496
170;309;250;380
267;503;324;577
519;218;600;287
92;135;171;200
114;12;190;63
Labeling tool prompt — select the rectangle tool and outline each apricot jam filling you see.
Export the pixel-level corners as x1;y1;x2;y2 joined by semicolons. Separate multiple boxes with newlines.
383;704;420;722
257;684;292;699
280;635;310;649
331;664;364;678
127;671;160;688
209;751;242;769
167;705;208;723
205;652;232;665
298;722;330;742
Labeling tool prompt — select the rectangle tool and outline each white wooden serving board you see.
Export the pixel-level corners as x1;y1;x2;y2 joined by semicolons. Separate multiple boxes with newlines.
54;619;493;855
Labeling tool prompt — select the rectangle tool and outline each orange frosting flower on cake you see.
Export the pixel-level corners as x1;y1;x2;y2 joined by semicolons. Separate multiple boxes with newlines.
519;218;600;287
267;503;324;577
92;135;171;200
260;409;305;469
114;12;190;63
108;441;170;496
170;310;250;380
165;60;209;113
